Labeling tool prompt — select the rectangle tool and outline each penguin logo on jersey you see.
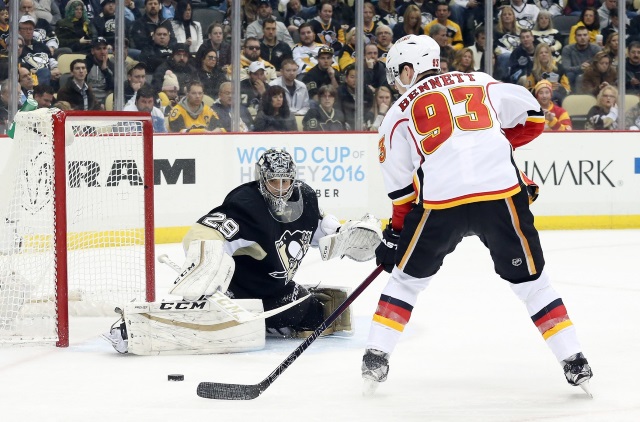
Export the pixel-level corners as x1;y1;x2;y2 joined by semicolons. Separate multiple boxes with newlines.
270;230;313;282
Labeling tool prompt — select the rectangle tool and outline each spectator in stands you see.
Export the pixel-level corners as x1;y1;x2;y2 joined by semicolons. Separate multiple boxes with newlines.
598;0;629;30
57;1;94;54
270;59;310;116
19;0;59;55
237;37;277;82
260;18;293;72
363;43;387;89
630;14;640;43
198;23;231;69
124;0;141;22
310;0;346;52
303;45;339;100
78;0;102;20
526;43;570;98
374;0;398;29
580;50;617;96
212;81;253;132
160;0;175;20
468;27;486;71
533;0;564;17
564;0;599;17
124;85;167;132
30;0;62;24
602;32;619;66
327;0;354;29
158;70;181;116
396;0;436;28
171;0;203;54
153;43;196;93
585;84;618;129
195;48;226;99
302;84;345;131
338;27;357;70
85;36;114;106
0;4;8;53
452;47;475;73
254;85;297;132
626;41;640;95
509;29;537;85
338;64;373;130
450;0;484;46
284;0;316;39
53;100;72;110
532;10;563;61
440;56;450;73
375;24;393;63
168;80;225;133
600;8;626;45
568;7;600;44
424;2;463;52
534;80;572;131
509;0;539;30
91;0;126;49
393;5;424;41
493;6;521;81
19;67;35;106
362;2;379;44
562;26;601;90
247;0;295;48
430;23;456;68
292;23;324;74
129;0;175;51
369;85;392;132
33;83;55;108
124;61;148;103
19;15;60;86
56;58;101;110
625;94;640;129
241;61;268;113
138;25;173;72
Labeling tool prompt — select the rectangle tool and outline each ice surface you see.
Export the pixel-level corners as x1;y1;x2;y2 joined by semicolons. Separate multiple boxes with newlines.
1;230;639;421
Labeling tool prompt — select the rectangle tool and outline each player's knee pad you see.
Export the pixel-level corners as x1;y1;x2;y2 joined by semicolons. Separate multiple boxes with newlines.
509;270;560;315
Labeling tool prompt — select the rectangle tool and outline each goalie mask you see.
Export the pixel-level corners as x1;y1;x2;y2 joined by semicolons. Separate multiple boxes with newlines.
255;149;303;223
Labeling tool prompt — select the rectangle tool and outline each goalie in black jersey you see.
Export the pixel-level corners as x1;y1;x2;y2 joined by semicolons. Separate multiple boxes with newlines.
104;149;382;353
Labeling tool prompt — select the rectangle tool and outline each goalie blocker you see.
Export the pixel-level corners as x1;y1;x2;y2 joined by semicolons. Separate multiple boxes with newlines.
102;286;353;355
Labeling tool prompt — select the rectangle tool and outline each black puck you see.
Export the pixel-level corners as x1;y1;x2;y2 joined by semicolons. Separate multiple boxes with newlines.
168;374;184;381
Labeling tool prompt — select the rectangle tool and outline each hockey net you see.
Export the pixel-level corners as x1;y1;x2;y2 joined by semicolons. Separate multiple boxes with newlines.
0;109;155;347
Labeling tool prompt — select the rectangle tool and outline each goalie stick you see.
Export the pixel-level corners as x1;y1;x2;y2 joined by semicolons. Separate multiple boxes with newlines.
196;264;384;400
157;254;309;323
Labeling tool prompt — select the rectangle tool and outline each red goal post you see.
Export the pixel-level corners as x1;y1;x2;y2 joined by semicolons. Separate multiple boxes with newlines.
0;109;155;347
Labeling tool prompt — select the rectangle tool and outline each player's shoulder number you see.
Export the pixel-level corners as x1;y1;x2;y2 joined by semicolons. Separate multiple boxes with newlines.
201;212;239;239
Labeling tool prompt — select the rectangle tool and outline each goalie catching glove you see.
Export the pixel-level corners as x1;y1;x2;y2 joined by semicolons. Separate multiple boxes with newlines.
319;214;382;262
375;223;400;273
169;240;235;301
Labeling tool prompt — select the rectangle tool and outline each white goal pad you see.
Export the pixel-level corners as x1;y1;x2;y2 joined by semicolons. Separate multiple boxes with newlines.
124;299;265;355
0;109;155;347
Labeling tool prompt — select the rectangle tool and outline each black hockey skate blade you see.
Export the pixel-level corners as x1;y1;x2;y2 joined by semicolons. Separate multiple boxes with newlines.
168;374;184;381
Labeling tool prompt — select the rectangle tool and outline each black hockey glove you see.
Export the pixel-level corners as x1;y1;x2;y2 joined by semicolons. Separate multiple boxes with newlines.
375;224;400;273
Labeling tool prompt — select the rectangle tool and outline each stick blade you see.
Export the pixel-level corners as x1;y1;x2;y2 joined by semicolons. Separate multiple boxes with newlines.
197;382;262;400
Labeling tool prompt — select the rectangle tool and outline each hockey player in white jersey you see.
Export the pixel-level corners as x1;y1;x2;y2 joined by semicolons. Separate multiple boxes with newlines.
361;35;593;396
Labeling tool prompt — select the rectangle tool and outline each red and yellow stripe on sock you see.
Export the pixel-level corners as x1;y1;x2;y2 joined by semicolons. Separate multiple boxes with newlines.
531;298;573;340
372;294;413;332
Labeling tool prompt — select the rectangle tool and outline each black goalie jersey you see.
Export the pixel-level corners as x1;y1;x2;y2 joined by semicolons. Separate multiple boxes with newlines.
185;181;322;300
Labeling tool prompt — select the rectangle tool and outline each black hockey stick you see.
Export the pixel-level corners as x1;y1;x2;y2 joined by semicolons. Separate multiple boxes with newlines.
196;264;384;400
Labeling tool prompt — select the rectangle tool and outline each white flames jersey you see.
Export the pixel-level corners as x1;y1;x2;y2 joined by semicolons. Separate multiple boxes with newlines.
377;71;544;220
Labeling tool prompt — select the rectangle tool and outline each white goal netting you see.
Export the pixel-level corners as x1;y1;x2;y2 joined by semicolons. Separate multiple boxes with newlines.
0;109;154;345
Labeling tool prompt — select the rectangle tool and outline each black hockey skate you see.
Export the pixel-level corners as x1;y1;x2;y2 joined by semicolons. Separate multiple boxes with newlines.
362;349;390;396
562;352;593;397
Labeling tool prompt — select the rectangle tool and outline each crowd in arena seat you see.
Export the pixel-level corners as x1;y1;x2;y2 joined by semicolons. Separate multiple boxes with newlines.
1;0;640;133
